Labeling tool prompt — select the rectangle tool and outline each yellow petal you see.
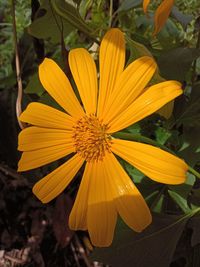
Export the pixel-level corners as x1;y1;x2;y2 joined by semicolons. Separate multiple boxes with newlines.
143;0;151;13
104;152;152;232
111;139;188;184
18;144;75;171
32;154;84;203
19;103;75;130
97;28;125;118
69;48;98;114
69;162;91;230
39;58;84;118
108;81;182;133
87;159;117;247
153;0;174;35
18;127;73;151
103;56;157;124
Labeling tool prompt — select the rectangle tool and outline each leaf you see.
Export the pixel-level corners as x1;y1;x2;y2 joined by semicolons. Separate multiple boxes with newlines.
171;6;193;30
155;127;171;145
118;0;142;12
126;36;152;62
168;190;191;213
169;173;195;200
51;0;93;37
178;126;200;166
52;194;74;248
92;213;191;267
176;83;200;127
158;47;200;81
28;0;73;43
188;215;200;246
24;73;45;96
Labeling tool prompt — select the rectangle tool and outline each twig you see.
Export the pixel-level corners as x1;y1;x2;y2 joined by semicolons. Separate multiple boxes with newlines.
0;164;28;184
192;19;200;84
11;0;25;129
74;234;92;267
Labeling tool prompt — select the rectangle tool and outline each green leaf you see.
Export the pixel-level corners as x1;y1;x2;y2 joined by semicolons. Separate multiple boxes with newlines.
155;127;171;145
188;215;200;246
92;212;194;267
158;48;200;81
169;173;195;200
126;36;152;61
171;6;193;30
151;193;165;213
176;83;200;127
118;0;142;12
51;0;94;38
24;73;44;96
28;0;73;43
168;190;191;213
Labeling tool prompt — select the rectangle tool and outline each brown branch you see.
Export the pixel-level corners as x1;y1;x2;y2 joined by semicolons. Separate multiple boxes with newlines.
11;0;25;129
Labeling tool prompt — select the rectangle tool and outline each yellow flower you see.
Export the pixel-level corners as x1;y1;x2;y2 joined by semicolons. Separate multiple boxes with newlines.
18;28;188;247
143;0;175;35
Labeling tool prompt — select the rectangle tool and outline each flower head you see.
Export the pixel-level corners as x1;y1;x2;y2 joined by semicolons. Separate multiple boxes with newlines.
18;28;188;247
143;0;175;35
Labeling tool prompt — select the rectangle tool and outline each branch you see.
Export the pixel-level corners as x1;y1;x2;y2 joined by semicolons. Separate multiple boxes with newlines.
11;0;25;129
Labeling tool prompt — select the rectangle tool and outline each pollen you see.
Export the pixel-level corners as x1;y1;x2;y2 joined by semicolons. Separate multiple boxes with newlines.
72;114;112;161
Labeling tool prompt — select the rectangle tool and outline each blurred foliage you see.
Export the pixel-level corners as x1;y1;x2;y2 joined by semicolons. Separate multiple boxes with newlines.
1;0;200;266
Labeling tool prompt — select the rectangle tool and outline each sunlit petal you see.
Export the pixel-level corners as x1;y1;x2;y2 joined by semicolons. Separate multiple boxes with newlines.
108;81;182;133
69;48;98;114
103;56;157;124
69;163;91;230
33;154;84;203
18;126;73;151
111;139;188;184
19;103;75;130
153;0;174;35
39;58;84;118
104;152;152;232
87;159;117;247
97;28;125;118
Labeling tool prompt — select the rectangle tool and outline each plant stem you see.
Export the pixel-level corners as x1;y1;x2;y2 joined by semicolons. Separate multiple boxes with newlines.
11;0;25;129
113;132;200;179
192;25;200;84
108;0;113;27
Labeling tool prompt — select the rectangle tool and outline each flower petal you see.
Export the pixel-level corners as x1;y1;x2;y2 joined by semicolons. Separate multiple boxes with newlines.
153;0;174;35
143;0;151;13
111;139;188;184
18;127;73;151
39;58;84;118
32;154;84;203
19;103;75;130
87;159;117;247
103;56;157;124
108;81;182;133
69;162;91;230
104;152;152;232
97;28;125;118
69;48;98;114
18;132;75;171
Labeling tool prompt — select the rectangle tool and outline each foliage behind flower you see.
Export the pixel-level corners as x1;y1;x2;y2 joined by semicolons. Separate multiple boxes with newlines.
18;28;188;247
143;0;175;35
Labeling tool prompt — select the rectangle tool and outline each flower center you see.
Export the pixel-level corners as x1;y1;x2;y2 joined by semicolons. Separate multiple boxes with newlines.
72;114;112;162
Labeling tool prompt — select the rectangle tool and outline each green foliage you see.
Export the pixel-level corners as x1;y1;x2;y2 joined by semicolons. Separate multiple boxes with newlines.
92;210;200;267
1;0;200;266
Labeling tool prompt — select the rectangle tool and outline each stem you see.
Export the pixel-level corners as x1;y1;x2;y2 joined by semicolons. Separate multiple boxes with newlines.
113;132;200;179
192;26;200;84
108;0;113;27
188;166;200;179
11;0;25;129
